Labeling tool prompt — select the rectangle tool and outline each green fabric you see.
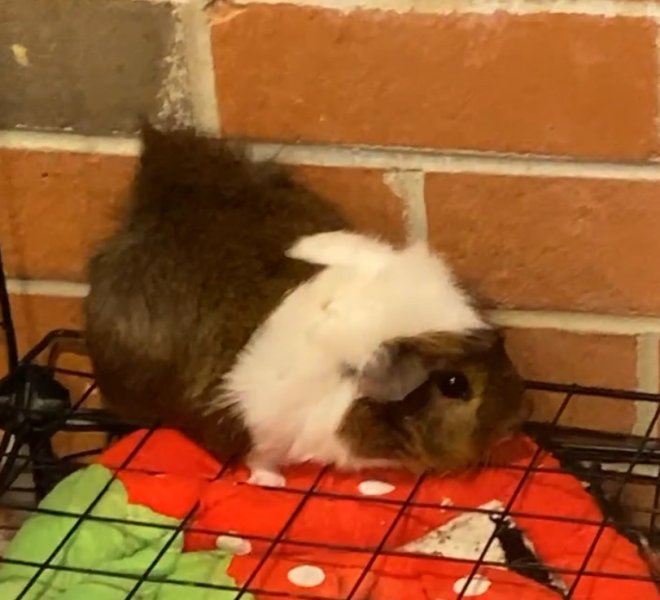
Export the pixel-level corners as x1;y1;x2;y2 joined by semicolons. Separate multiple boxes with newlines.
0;464;250;599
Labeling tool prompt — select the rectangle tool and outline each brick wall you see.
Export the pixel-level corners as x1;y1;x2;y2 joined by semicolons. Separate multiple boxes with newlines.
2;0;660;436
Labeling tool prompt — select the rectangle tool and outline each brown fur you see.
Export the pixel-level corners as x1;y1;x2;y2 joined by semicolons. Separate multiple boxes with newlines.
339;329;530;473
84;125;346;461
85;124;530;475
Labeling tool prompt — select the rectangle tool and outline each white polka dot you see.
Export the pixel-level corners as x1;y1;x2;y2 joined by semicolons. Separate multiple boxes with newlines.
287;565;326;588
440;497;453;507
452;575;491;596
215;535;252;555
358;480;395;496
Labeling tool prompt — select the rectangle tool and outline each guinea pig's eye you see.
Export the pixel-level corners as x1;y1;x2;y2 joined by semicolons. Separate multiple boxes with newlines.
431;371;471;401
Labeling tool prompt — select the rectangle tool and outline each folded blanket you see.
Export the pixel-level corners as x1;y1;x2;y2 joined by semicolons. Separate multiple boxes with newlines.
1;428;657;599
0;463;247;599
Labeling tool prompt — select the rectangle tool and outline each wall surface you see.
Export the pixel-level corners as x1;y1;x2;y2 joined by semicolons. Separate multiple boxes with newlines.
2;0;660;437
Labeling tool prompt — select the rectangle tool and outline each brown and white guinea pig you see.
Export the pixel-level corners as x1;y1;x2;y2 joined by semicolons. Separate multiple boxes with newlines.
84;124;531;488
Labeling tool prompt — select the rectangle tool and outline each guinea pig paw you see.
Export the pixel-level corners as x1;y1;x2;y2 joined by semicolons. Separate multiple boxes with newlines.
247;468;287;489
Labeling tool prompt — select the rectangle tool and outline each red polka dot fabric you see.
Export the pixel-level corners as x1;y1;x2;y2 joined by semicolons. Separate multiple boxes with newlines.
98;429;658;599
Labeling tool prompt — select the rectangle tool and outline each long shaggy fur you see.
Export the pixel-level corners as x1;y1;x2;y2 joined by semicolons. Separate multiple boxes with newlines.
84;125;346;460
85;125;529;487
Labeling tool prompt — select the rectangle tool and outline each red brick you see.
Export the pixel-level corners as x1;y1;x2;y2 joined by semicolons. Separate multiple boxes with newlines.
426;173;660;315
505;328;638;433
0;148;405;280
290;165;406;243
0;149;135;281
0;294;83;370
212;6;657;159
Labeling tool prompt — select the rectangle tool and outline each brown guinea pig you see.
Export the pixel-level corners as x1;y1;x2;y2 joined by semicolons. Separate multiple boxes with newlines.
84;124;530;488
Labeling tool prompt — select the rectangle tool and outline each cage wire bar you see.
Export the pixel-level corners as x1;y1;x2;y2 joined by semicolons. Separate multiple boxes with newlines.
0;241;659;598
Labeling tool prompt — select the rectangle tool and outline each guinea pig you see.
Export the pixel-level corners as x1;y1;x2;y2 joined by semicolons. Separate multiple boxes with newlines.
84;124;531;488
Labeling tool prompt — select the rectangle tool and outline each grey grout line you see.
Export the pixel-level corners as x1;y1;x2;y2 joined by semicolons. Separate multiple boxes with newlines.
6;279;91;298
0;131;140;156
382;170;427;243
225;0;660;18
489;309;660;335
247;142;660;180
177;0;221;135
6;130;660;181
635;333;660;435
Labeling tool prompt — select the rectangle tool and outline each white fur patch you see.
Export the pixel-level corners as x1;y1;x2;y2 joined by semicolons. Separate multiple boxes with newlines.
247;468;287;489
286;230;391;271
222;232;485;469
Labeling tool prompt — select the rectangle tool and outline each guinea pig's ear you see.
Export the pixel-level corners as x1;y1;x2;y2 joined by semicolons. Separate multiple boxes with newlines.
356;339;429;403
286;231;394;273
356;328;499;403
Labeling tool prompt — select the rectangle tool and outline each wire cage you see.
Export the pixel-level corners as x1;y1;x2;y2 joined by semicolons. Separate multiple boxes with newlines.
0;243;659;599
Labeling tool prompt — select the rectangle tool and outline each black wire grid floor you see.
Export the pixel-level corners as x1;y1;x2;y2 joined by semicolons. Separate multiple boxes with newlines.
0;329;659;599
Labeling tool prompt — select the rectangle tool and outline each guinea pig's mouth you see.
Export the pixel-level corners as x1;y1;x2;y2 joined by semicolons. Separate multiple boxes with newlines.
482;421;529;454
495;417;529;442
398;416;532;476
481;434;535;467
